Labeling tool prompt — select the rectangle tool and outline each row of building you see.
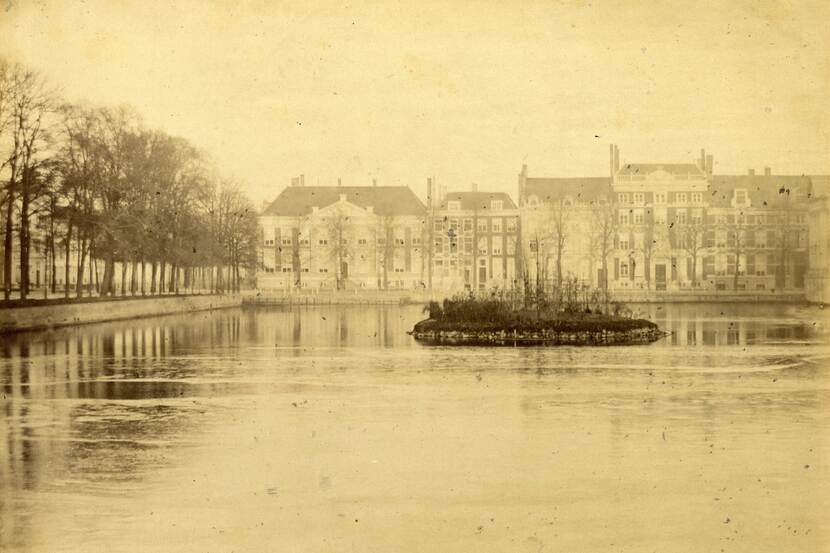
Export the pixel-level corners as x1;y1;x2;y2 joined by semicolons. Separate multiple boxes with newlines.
257;146;829;300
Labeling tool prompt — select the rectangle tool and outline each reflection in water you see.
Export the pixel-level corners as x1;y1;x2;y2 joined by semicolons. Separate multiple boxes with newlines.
1;303;829;552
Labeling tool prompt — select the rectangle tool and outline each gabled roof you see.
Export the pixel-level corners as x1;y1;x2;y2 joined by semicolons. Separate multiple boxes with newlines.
261;186;426;217
616;163;704;177
524;177;612;203
440;191;517;211
707;174;813;208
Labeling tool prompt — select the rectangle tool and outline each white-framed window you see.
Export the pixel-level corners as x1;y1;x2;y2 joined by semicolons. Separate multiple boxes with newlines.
621;262;629;277
318;239;328;245
734;189;748;206
619;236;629;250
492;219;502;233
433;219;443;232
463;218;473;232
618;193;630;204
447;200;461;211
676;210;687;225
633;210;644;224
633;192;644;204
691;192;702;204
676;192;687;204
654;208;667;225
506;217;517;232
653;192;667;204
477;218;488;232
619;211;629;225
477;237;488;255
491;200;503;210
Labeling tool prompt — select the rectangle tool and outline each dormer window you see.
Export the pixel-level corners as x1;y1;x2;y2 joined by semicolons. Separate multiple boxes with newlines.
448;200;461;211
734;189;748;207
491;200;503;210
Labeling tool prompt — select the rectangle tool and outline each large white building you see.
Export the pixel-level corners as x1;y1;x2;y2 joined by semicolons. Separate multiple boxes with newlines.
258;181;427;290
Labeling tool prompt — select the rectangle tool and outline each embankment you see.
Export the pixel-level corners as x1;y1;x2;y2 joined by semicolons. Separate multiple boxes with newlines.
0;294;242;334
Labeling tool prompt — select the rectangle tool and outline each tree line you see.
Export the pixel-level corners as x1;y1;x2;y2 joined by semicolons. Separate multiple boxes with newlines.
0;58;258;301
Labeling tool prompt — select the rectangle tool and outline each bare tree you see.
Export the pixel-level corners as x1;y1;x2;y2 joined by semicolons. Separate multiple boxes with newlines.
588;199;617;298
678;218;706;288
326;206;352;290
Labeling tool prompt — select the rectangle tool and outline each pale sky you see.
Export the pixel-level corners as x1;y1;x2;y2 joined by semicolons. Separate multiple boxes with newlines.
1;0;828;206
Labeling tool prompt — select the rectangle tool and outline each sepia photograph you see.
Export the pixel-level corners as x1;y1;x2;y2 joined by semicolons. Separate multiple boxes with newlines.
1;1;828;551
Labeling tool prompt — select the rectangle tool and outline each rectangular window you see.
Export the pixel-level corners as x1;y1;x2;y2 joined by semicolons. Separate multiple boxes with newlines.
412;237;422;246
433;219;443;232
449;219;459;231
735;189;748;206
491;200;503;210
318;239;328;245
477;237;488;255
491;219;502;233
676;210;687;225
654;192;666;204
358;238;367;245
691;192;702;204
463;237;473;253
281;238;292;246
264;239;275;246
447;200;461;211
395;238;405;246
505;217;517;232
619;211;629;225
633;192;644;204
618;193;630;204
633;210;644;224
463;218;473;232
621;262;629;277
676;192;687;204
477;218;488;232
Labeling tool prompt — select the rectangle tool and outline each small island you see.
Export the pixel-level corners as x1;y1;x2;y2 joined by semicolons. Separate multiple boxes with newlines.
411;285;667;347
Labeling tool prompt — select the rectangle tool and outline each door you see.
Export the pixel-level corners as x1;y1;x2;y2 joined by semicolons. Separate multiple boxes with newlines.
655;264;667;291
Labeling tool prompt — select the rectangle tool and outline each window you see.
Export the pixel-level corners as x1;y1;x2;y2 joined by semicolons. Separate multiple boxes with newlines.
412;237;422;246
281;238;292;246
395;238;405;246
318;239;328;245
618;193;630;204
281;267;292;272
358;238;367;245
654;208;667;225
491;200;503;210
676;210;687;225
691;192;702;204
506;217;517;232
654;192;666;204
318;268;328;273
463;237;473;253
529;239;538;252
621;262;629;277
734;189;748;206
492;219;502;233
477;237;488;255
691;209;703;224
264;239;275;246
300;238;309;246
477;218;488;232
463;218;473;232
449;219;459;231
434;219;443;232
619;211;629;225
676;192;687;204
619;236;629;250
633;210;644;224
447;200;461;211
633;193;644;204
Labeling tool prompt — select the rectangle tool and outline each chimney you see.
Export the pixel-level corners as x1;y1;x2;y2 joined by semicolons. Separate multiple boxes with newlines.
300;174;305;186
518;164;528;205
471;182;478;192
706;155;713;175
427;177;433;209
372;178;377;187
699;148;706;171
337;177;342;187
764;167;771;177
609;144;615;178
748;169;755;176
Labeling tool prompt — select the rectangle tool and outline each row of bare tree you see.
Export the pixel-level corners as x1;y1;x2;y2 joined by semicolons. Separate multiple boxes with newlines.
0;58;258;300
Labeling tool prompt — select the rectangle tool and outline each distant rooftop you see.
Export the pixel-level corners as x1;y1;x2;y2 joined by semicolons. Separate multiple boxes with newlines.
616;163;705;177
708;174;815;207
524;177;612;203
261;185;426;217
440;191;517;211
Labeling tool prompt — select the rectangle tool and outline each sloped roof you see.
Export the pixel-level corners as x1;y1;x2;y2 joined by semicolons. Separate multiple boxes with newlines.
707;175;813;208
439;191;517;211
616;163;704;177
524;177;612;203
261;186;426;217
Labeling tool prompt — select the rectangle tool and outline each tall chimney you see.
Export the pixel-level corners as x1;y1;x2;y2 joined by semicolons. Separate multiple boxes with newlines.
518;164;528;205
748;169;755;176
706;155;713;175
764;167;771;177
471;182;478;193
614;145;620;174
700;148;706;171
609;144;615;178
427;177;433;209
300;174;305;186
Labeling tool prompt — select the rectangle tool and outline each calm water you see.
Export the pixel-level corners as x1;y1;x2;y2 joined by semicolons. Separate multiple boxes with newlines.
1;303;828;552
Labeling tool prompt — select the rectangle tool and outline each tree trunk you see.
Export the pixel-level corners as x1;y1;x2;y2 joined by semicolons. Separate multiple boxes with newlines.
141;259;146;296
64;222;73;298
76;235;87;298
150;262;157;295
19;187;30;300
159;261;166;295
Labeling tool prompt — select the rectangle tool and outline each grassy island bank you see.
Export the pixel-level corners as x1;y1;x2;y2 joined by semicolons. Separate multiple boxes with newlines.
411;290;665;346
